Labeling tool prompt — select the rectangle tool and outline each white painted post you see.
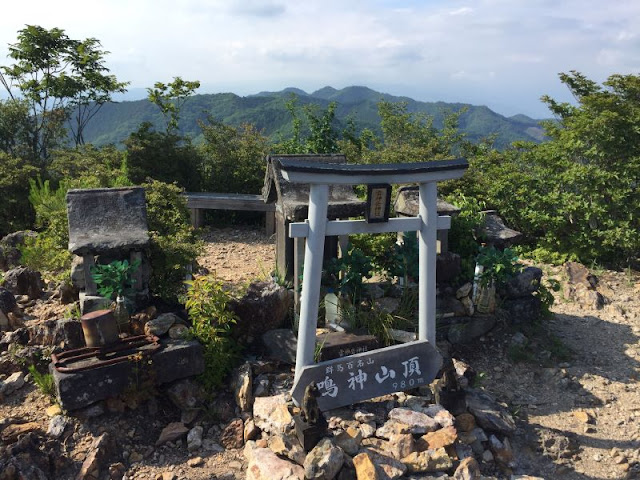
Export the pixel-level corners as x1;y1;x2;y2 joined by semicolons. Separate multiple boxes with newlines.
418;182;438;344
294;184;329;382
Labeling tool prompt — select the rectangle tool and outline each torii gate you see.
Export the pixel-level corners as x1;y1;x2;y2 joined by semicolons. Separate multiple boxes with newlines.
279;158;469;410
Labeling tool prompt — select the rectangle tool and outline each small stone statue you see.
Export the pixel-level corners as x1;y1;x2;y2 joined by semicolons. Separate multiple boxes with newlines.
301;382;321;425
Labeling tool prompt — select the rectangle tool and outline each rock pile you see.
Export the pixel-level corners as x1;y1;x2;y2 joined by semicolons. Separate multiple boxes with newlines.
230;358;540;480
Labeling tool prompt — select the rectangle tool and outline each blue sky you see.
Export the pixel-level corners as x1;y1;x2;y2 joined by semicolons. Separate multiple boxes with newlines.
1;0;638;118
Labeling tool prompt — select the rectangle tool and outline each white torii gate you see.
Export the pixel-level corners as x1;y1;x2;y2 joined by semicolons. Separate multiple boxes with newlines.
278;158;469;386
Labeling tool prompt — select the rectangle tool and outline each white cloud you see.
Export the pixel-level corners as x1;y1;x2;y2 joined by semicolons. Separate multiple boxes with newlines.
0;0;639;117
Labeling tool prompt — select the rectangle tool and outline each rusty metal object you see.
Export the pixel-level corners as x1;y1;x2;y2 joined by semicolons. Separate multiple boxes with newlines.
51;334;162;373
81;309;120;347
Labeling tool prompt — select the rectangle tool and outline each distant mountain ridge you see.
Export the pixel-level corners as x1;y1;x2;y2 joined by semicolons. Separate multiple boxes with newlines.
79;86;546;149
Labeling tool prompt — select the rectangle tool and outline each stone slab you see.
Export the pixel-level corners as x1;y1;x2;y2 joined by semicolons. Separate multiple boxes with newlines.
67;187;150;255
292;340;442;411
51;339;204;411
316;332;378;362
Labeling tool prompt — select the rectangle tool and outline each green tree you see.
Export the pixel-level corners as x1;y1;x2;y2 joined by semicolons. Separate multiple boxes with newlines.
363;100;465;164
452;72;640;266
124;122;202;191
0;153;37;236
0;25;127;163
0;98;31;158
147;77;200;133
273;95;341;154
198;117;269;194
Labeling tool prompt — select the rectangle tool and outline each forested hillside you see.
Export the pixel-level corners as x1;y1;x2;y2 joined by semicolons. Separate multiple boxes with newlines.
80;86;546;149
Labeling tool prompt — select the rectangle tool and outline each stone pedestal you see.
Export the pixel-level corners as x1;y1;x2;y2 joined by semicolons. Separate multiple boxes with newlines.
51;339;204;411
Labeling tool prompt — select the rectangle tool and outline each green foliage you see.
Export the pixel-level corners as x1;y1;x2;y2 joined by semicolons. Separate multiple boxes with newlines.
0;98;31;158
90;259;140;299
445;194;486;280
0;25;127;162
386;232;419;281
20;151;130;280
349;233;397;273
143;180;203;303
198;117;269;194
28;364;55;400
452;72;640;267
185;275;241;389
148;77;200;133
362;100;465;164
476;246;522;287
273;96;340;154
323;244;373;302
124;123;202;190
0;152;37;236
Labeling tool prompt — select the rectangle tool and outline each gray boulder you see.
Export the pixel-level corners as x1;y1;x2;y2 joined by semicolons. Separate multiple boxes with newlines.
0;231;36;271
230;280;292;344
0;287;17;314
502;267;542;298
3;267;44;300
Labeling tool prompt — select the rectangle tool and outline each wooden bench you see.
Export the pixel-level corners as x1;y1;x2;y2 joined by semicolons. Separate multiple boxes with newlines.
184;193;276;235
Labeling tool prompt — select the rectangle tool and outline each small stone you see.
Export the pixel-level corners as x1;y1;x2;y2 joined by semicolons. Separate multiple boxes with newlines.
388;408;439;434
268;432;306;465
455;413;476;432
129;451;143;463
359;422;376;438
456;282;472;299
187;456;204;467
453;456;481;480
335;426;363;455
46;404;63;416
108;462;127;480
168;324;189;339
252;394;294;434
420;426;458;449
402;447;453;473
573;411;592;423
156;422;189;446
245;446;305;480
353;452;381;479
303;438;344;480
47;415;69;438
144;313;178;336
354;410;376;423
0;371;25;395
244;418;260;442
376;420;411;439
187;425;203;452
388;433;415;460
482;449;494;462
220;418;244;449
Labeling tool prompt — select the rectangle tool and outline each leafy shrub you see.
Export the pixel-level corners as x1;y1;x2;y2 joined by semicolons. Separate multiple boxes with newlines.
476;246;522;287
90;259;140;299
0;153;37;237
21;163;130;280
143;180;203;303
185;275;241;389
323;244;373;303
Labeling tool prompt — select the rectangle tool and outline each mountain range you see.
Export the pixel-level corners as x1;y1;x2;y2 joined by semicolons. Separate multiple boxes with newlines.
80;85;547;149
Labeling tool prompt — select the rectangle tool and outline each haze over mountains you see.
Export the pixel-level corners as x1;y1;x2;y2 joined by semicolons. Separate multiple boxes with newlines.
82;85;547;150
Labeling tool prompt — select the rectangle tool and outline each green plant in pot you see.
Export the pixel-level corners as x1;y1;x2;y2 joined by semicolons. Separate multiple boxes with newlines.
90;259;141;332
